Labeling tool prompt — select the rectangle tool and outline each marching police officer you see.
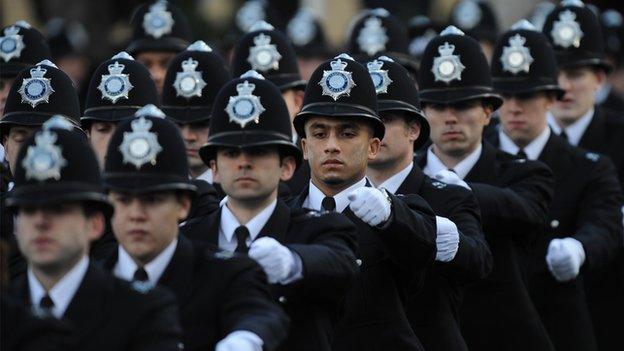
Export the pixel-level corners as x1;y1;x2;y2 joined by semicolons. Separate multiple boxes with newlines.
126;0;193;95
82;51;160;169
487;19;623;351
286;8;333;81
597;9;624;113
415;26;556;351
290;53;437;350
450;0;500;63
7;121;183;351
101;105;289;351
364;55;492;351
181;71;358;351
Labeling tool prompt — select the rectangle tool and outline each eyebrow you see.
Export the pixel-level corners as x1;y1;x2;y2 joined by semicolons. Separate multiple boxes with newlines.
309;122;360;130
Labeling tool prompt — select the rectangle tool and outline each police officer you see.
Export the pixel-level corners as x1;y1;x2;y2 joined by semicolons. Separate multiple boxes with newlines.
406;16;440;78
181;71;358;351
415;26;556;350
286;8;333;81
597;9;624;113
543;2;624;349
82;51;159;169
7;121;183;351
126;0;193;95
364;55;492;351
290;53;437;351
101;105;289;351
487;19;623;351
449;0;500;63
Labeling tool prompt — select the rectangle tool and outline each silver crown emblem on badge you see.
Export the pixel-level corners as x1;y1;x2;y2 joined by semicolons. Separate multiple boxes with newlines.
119;116;163;169
319;57;356;101
432;42;465;84
367;58;393;94
22;130;67;181
0;26;25;62
287;9;317;46
248;33;282;72
501;34;534;74
173;57;207;99
98;61;134;103
18;65;55;108
187;40;212;52
357;17;388;56
143;0;174;39
225;80;266;128
551;10;584;48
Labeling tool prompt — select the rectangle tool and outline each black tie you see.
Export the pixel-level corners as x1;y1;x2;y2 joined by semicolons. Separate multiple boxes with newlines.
234;226;250;254
133;267;149;282
39;294;54;315
517;149;528;159
560;130;569;141
321;196;336;212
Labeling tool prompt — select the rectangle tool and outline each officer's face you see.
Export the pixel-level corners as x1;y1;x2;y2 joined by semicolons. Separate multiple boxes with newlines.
368;112;420;169
15;203;104;273
136;51;177;96
178;122;210;178
282;89;305;134
552;67;606;125
302;117;380;194
87;122;117;169
110;192;191;265
424;100;492;158
0;77;14;115
3;126;36;175
499;92;555;147
213;146;296;203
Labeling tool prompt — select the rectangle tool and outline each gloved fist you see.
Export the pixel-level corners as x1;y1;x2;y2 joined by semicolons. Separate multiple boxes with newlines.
433;169;471;190
348;187;391;226
249;237;295;284
435;216;460;262
215;331;263;351
546;237;586;282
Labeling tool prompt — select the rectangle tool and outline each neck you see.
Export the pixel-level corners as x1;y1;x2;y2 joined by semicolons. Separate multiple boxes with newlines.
554;106;594;128
432;142;479;170
32;254;85;291
367;152;413;186
311;173;364;197
227;190;277;225
189;166;208;179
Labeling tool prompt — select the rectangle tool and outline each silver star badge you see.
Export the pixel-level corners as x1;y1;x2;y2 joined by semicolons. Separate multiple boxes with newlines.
247;33;282;72
432;42;465;84
225;80;266;128
287;9;317;46
367;57;393;94
18;65;55;108
357;17;388;56
22;130;67;181
319;57;356;101
0;26;25;62
98;61;134;103
236;0;266;32
501;34;534;74
119;117;163;169
173;58;207;99
551;10;584;48
143;0;174;39
453;0;482;30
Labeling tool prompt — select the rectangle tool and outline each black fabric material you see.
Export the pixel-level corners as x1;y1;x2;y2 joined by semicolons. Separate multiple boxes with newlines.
321;196;336;212
133;267;149;282
234;226;250;254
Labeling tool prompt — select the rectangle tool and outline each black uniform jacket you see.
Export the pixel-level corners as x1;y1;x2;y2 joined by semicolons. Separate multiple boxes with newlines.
9;263;182;351
416;142;556;351
397;164;492;351
181;199;358;351
290;183;437;351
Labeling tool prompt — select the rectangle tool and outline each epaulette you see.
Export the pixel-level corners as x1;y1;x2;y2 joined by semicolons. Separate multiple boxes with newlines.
585;152;600;162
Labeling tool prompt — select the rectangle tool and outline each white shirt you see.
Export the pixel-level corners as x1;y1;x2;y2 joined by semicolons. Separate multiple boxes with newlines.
219;199;277;251
377;162;414;195
28;256;89;318
423;144;483;180
303;178;368;212
194;169;213;184
595;83;610;104
499;126;551;161
547;108;594;147
113;238;178;286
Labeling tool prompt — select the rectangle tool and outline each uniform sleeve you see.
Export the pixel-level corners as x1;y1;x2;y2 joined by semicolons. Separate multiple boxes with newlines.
130;287;184;351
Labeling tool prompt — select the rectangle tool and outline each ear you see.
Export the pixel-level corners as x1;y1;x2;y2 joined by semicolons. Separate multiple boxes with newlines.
594;69;607;86
87;212;105;241
294;90;305;110
176;195;192;221
407;120;421;143
368;137;381;160
300;137;309;161
210;159;220;183
279;155;297;181
483;105;493;126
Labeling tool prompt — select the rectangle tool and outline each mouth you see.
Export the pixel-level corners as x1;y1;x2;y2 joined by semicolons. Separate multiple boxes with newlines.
32;237;54;247
235;176;257;183
442;130;462;140
507;120;525;128
186;148;198;156
127;229;149;239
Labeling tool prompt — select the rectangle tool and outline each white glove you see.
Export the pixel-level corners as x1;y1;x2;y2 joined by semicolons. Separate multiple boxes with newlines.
248;237;296;284
546;237;586;282
348;187;391;226
215;330;263;351
435;216;460;262
433;169;471;190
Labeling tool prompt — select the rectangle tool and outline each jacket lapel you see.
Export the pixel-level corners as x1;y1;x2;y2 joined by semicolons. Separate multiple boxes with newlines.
578;107;606;152
396;164;426;195
257;200;291;243
157;237;195;306
465;142;498;183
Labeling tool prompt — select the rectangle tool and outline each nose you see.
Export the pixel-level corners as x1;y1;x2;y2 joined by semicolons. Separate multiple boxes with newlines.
127;198;147;221
180;125;196;142
324;131;340;154
505;97;522;114
237;151;253;170
558;72;572;92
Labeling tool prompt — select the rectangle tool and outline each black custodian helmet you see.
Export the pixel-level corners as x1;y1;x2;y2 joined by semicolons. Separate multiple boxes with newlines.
199;70;302;167
450;0;500;44
418;26;502;109
287;8;332;59
231;21;306;91
0;21;52;79
82;52;159;127
161;41;232;124
126;0;193;55
103;104;196;194
491;20;564;98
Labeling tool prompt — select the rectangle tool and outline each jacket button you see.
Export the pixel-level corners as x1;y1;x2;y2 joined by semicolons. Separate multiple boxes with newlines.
278;296;287;304
550;220;560;228
356;259;362;266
